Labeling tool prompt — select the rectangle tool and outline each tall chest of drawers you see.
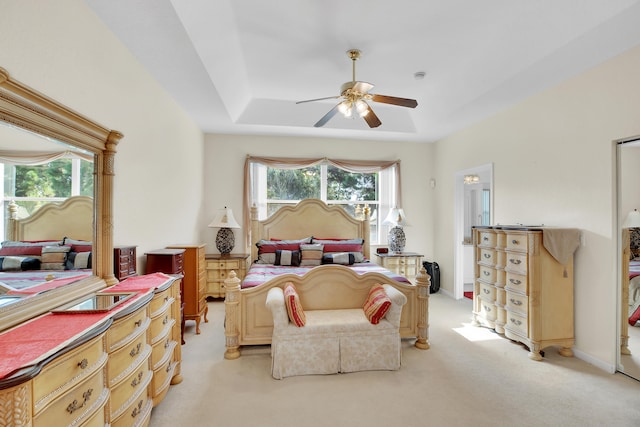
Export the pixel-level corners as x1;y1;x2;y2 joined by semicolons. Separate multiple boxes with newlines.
167;244;208;334
473;226;576;361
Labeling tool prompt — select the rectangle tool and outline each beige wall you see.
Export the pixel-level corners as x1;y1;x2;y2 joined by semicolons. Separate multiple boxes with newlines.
203;134;435;258
433;44;640;370
0;0;205;268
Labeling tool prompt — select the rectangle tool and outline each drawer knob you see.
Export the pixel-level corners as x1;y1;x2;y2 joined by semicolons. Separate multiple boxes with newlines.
510;318;522;326
483;253;491;258
509;278;522;285
165;339;170;349
166;362;172;373
512;239;518;244
77;358;88;369
483;236;489;241
67;388;93;414
510;298;522;306
483;288;490;294
131;371;143;387
130;342;142;357
509;259;521;265
483;305;492;312
483;271;490;276
132;400;144;418
134;319;142;327
163;315;168;325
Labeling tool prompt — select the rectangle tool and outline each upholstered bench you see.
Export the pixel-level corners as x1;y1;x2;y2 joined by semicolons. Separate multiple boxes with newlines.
266;283;407;379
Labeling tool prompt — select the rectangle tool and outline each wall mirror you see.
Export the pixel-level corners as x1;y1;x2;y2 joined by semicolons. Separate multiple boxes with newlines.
0;67;121;331
617;138;640;381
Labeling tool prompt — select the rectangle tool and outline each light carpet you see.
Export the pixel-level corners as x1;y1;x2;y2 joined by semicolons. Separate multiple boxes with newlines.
150;293;640;427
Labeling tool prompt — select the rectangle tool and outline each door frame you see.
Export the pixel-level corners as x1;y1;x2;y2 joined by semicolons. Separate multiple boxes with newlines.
453;163;493;300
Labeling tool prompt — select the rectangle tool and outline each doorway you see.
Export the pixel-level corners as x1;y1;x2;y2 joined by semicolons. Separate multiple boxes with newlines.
454;163;493;300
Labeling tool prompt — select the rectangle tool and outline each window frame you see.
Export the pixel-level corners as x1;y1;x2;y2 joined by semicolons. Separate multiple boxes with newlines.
245;156;402;247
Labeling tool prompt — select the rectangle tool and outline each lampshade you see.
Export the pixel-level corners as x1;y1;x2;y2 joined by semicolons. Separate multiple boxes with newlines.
209;207;241;254
382;207;407;227
208;207;241;229
624;209;640;228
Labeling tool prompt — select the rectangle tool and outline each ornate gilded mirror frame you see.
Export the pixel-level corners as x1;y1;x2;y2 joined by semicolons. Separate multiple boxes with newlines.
0;67;122;330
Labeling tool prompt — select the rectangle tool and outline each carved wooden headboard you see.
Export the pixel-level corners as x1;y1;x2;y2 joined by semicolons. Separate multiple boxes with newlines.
7;196;93;242
250;199;370;262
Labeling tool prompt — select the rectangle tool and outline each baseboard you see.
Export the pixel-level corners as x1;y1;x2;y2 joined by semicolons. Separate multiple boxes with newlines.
573;348;616;374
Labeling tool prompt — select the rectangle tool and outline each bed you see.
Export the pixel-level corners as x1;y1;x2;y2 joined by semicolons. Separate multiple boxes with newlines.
0;196;93;295
222;198;430;359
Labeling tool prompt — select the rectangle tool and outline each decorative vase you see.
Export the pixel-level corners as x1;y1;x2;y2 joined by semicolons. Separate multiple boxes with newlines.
216;227;235;254
388;226;406;253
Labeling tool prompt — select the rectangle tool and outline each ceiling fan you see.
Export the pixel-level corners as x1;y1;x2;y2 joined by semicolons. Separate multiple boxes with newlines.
296;49;418;128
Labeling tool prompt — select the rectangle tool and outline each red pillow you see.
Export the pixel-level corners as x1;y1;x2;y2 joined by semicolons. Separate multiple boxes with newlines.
0;246;42;256
284;283;306;327
629;304;640;326
363;284;391;325
258;243;301;254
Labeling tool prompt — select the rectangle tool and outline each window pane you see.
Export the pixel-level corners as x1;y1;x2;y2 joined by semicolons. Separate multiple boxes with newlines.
267;166;320;200
327;165;377;202
80;159;94;196
14;160;71;198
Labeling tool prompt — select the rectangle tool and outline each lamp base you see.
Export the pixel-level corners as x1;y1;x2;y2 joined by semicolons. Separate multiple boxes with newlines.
388;226;406;253
216;227;235;254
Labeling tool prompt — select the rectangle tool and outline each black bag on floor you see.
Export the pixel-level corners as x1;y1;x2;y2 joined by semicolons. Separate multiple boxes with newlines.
423;260;440;293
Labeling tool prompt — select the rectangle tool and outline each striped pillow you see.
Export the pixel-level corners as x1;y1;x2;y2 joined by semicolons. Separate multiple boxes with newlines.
300;244;323;266
284;283;306;327
41;245;71;270
363;284;391;325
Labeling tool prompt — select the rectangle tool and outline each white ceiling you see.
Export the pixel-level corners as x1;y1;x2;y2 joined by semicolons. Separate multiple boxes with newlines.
86;0;640;143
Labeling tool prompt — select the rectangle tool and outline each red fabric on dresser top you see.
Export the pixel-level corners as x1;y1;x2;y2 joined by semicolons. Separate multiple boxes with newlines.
7;273;91;295
0;273;173;380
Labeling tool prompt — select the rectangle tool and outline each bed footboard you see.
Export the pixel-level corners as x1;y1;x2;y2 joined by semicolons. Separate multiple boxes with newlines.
223;265;430;359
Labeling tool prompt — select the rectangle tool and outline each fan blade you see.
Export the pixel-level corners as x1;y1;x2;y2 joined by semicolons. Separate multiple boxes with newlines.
352;81;374;94
314;104;340;127
296;95;340;104
371;94;418;108
362;105;381;128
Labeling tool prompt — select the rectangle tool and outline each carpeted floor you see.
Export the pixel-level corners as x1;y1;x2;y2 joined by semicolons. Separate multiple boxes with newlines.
149;293;640;427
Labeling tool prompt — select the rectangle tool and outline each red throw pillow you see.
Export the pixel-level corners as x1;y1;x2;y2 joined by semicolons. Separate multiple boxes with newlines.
363;284;391;325
284;282;306;327
629;304;640;326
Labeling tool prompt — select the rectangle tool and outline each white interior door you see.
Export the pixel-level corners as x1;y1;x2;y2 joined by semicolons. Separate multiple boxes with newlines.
454;164;493;300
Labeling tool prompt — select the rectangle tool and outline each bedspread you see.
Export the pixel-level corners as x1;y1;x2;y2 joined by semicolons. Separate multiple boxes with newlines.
242;262;411;289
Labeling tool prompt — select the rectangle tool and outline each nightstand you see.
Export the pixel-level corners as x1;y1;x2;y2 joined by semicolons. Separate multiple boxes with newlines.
204;253;250;298
374;252;423;283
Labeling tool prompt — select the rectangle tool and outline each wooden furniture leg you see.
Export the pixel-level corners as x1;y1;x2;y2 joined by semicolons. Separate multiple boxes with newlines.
224;271;241;359
414;267;430;349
